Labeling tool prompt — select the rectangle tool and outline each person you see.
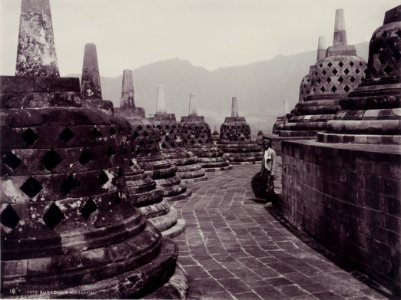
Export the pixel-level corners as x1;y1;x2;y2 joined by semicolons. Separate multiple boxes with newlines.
261;137;277;199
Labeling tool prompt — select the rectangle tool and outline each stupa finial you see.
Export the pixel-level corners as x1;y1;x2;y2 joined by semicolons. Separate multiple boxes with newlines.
81;43;102;99
156;85;166;114
121;69;135;108
16;0;59;77
231;97;239;117
317;36;326;61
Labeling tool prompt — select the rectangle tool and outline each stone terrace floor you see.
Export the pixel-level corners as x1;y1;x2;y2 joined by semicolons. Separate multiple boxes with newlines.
172;164;387;300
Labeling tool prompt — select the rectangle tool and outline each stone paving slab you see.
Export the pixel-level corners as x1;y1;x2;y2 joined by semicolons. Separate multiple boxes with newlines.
172;164;388;300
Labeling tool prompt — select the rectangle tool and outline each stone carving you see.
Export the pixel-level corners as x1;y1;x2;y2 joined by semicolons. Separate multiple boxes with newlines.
279;9;367;137
0;1;179;297
151;85;207;183
116;70;145;118
80;43;114;115
218;97;263;164
180;94;232;171
318;5;401;144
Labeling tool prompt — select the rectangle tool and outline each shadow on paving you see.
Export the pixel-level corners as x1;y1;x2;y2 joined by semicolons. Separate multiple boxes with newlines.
172;164;390;300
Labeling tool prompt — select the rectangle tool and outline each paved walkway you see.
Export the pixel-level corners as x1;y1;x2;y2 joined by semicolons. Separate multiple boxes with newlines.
172;164;387;299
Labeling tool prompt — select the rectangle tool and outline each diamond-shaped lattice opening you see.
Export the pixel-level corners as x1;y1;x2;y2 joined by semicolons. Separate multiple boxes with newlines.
21;129;39;146
96;170;109;186
3;151;21;170
59;128;75;143
320;86;326;92
60;174;81;195
43;203;64;229
20;177;43;198
161;142;167;148
322;70;327;75
78;148;94;165
106;145;115;158
317;79;321;84
110;127;116;136
355;68;360;74
384;65;393;75
326;77;332;83
394;51;401;62
344;68;350;74
350;61;354;67
41;150;62;171
92;127;103;138
319;64;323;68
350;77;356;83
328;62;332;67
378;53;387;65
1;205;20;229
332;69;338;75
344;85;350;92
81;198;98;219
339;61;344;67
331;86;338;93
338;77;344;83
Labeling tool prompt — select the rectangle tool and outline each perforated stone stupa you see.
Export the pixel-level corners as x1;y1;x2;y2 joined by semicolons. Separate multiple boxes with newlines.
180;94;231;171
318;5;401;144
218;97;262;164
80;43;114;115
151;85;207;182
110;115;186;239
279;9;368;137
0;1;178;297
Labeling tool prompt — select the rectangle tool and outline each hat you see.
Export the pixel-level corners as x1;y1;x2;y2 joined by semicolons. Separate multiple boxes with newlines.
262;135;271;142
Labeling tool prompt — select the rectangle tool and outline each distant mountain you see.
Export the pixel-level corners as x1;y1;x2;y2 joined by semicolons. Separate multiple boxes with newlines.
73;41;369;134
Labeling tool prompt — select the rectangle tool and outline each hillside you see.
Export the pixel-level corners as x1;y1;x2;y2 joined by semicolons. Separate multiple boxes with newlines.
75;42;369;133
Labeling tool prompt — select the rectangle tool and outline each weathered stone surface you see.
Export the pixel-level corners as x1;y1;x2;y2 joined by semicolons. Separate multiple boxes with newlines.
278;9;367;137
81;44;102;100
120;70;135;109
16;0;59;77
321;5;401;143
281;140;401;294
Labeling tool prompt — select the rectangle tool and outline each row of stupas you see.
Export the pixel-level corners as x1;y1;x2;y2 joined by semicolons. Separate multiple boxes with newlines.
0;0;262;297
0;0;190;298
275;4;401;295
274;9;368;137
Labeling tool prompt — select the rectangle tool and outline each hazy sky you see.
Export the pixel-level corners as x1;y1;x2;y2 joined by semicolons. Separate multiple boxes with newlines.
0;0;398;77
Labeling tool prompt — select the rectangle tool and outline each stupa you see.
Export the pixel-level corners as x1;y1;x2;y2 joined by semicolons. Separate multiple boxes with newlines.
280;5;401;295
0;0;178;297
116;74;191;201
110;116;186;239
151;85;207;182
80;43;114;115
218;97;262;164
318;6;401;145
279;10;368;137
180;94;232;171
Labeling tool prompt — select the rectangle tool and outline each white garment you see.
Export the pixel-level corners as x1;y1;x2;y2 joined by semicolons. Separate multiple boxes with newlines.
263;147;277;175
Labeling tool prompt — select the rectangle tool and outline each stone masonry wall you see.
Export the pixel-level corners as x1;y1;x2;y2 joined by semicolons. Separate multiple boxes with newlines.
281;140;401;294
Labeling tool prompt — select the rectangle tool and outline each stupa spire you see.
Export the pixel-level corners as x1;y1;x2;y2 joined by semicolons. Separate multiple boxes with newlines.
333;9;347;47
121;69;135;108
81;43;102;99
231;97;239;117
317;36;326;61
16;0;59;77
156;85;166;114
189;93;197;115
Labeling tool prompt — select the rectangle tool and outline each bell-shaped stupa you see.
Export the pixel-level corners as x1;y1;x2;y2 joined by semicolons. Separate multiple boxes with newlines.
80;43;114;114
180;94;232;171
218;97;263;164
0;1;178;297
318;5;401;145
279;9;368;137
151;85;207;182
